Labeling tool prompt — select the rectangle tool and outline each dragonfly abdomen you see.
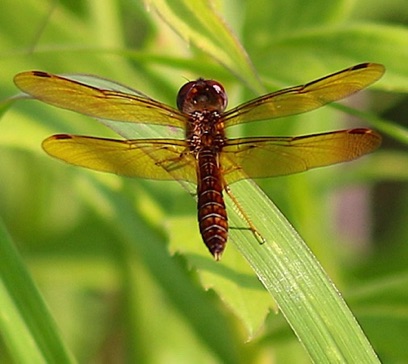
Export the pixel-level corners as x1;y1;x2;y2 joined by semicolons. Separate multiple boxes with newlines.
197;149;228;260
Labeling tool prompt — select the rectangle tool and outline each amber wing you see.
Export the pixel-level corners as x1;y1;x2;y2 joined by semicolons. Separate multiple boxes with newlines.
223;63;385;126
14;71;186;128
42;135;197;182
221;128;381;183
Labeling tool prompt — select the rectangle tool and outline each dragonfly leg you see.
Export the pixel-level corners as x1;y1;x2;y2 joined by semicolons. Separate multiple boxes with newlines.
154;148;191;172
224;184;265;245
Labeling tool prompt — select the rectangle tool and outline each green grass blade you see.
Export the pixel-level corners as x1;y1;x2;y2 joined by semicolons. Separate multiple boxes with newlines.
225;180;381;363
147;0;263;92
0;220;75;364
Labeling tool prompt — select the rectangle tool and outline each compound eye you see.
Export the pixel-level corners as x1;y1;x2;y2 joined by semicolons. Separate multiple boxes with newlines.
205;80;227;111
176;81;196;111
176;79;228;114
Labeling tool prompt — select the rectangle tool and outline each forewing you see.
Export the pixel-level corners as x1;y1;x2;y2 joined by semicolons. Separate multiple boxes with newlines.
221;129;381;183
42;135;197;182
223;63;385;126
14;71;186;128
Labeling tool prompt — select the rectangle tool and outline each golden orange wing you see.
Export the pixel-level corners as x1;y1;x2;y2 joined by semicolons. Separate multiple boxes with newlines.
223;63;384;126
42;135;197;182
221;128;381;183
14;71;186;128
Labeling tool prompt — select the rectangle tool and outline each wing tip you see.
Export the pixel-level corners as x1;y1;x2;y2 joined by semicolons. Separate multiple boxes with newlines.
42;134;74;150
348;127;382;139
14;70;51;85
353;62;386;80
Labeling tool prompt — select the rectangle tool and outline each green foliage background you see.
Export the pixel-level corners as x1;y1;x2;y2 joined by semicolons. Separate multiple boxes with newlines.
1;0;408;363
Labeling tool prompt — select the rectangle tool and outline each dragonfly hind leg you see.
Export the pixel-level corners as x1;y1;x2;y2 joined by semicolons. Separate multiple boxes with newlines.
224;184;266;245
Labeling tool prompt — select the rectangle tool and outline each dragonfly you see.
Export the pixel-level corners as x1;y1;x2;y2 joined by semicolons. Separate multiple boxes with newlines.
14;63;384;260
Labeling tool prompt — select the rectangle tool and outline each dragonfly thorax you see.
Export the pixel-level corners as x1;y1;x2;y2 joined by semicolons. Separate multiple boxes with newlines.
186;109;226;154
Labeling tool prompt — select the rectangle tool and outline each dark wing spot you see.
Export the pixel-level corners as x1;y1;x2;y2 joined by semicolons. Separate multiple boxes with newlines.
351;63;369;71
52;134;73;140
32;71;52;78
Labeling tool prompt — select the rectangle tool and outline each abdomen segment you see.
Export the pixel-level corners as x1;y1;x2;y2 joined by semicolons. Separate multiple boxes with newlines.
197;150;228;260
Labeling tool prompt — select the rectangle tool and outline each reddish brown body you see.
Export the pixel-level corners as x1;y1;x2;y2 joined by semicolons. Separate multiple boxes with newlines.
177;79;230;260
196;150;228;259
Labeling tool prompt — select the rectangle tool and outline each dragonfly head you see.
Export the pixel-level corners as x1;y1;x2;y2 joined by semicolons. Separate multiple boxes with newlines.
177;78;228;114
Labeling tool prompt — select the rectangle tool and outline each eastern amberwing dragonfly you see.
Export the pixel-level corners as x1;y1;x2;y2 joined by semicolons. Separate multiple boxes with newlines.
14;63;384;260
